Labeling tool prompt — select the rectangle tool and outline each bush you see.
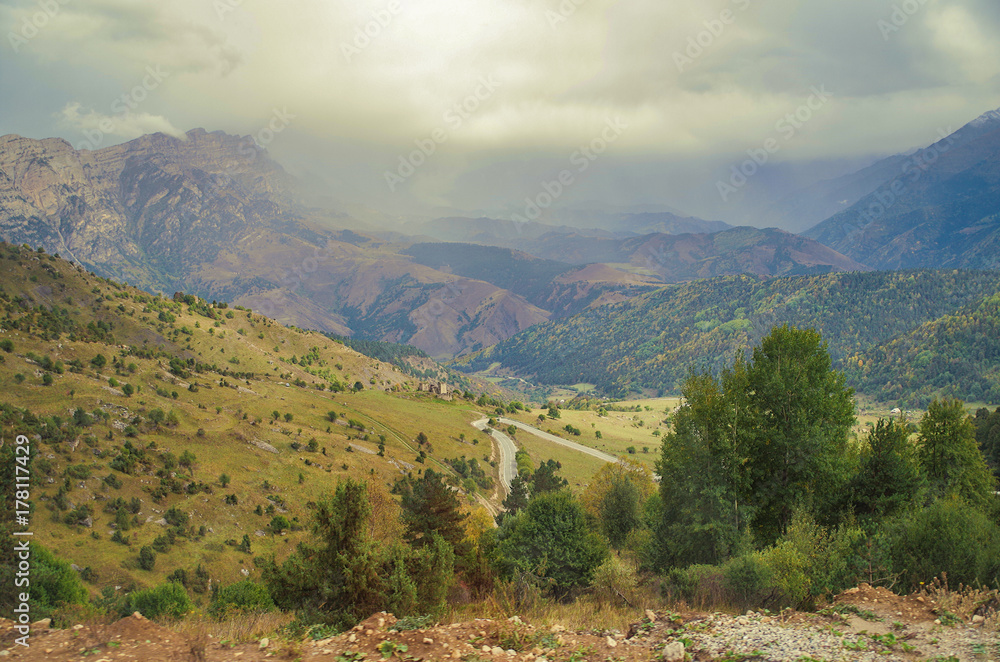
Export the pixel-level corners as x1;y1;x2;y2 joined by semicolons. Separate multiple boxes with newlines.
591;555;640;606
24;543;89;619
208;580;275;619
889;498;1000;590
661;564;727;610
125;582;192;620
138;546;156;570
722;554;774;611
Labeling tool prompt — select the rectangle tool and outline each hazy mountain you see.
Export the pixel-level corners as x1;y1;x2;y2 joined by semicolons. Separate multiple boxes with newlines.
802;108;1000;269
0;130;652;357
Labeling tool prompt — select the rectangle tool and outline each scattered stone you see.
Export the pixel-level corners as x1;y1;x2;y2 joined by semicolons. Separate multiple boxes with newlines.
259;637;269;649
423;638;433;644
31;618;51;630
661;641;685;661
132;612;144;620
491;645;504;656
606;636;617;648
972;615;985;624
645;609;657;622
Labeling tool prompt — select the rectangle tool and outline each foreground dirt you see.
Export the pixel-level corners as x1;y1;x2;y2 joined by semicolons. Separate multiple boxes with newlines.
1;584;996;661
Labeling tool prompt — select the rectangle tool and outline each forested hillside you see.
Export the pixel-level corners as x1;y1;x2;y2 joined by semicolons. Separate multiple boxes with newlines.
459;270;1000;403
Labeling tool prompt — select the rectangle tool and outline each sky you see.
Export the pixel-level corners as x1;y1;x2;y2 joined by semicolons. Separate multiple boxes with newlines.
2;0;1000;227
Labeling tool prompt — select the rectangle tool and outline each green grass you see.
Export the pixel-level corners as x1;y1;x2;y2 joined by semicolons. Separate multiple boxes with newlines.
0;245;507;600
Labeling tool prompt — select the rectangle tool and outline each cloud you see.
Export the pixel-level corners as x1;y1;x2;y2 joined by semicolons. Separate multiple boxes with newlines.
56;102;186;147
3;0;999;221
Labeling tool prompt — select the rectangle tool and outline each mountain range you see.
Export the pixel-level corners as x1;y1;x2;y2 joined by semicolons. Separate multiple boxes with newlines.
0;128;868;358
1;106;999;397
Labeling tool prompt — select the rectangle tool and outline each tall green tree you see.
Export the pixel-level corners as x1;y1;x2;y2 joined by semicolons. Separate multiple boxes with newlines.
845;418;926;525
917;399;997;512
501;475;530;517
399;469;468;553
262;479;420;626
656;371;748;569
735;325;856;543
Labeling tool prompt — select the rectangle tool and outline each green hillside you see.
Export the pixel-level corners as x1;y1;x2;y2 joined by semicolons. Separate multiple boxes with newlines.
457;270;1000;403
845;291;1000;404
0;242;503;601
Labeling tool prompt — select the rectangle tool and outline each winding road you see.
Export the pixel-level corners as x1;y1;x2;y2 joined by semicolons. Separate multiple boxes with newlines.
472;416;621;496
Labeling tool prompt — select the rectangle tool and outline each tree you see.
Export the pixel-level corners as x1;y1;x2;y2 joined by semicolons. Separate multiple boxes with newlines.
179;450;196;474
220;473;231;488
502;476;530;516
90;354;107;369
496;490;608;595
269;515;290;535
656;371;749;569
734;325;855;543
581;459;655;549
284;413;293;423
844;418;925;525
917;399;997;512
399;469;468;554
262;479;426;625
530;459;568;494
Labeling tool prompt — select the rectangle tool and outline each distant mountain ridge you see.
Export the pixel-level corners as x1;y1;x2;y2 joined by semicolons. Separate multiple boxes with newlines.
801;107;1000;270
457;269;1000;404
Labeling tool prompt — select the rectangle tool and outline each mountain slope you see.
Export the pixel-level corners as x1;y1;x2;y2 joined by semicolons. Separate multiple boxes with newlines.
457;270;1000;401
0;132;561;357
803;109;1000;270
0;242;504;595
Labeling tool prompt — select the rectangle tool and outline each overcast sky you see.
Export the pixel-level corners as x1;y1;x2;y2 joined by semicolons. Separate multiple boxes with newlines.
2;0;999;225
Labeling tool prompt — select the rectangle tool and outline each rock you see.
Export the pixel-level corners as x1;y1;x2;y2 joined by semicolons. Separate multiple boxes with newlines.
973;614;985;624
491;646;504;656
916;596;925;602
73;624;84;630
259;637;269;649
132;611;144;620
606;636;617;648
31;618;51;630
644;609;657;622
240;568;249;577
423;638;434;644
662;641;685;661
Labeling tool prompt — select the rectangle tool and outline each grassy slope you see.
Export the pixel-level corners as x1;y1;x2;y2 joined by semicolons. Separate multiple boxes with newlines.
0;244;500;602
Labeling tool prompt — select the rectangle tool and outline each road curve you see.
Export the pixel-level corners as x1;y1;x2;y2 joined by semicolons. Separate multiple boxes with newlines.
472;418;518;495
498;417;621;464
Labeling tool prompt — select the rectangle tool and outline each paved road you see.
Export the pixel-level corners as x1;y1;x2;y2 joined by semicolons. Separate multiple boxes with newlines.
472;418;518;494
498;417;621;464
472;416;622;497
